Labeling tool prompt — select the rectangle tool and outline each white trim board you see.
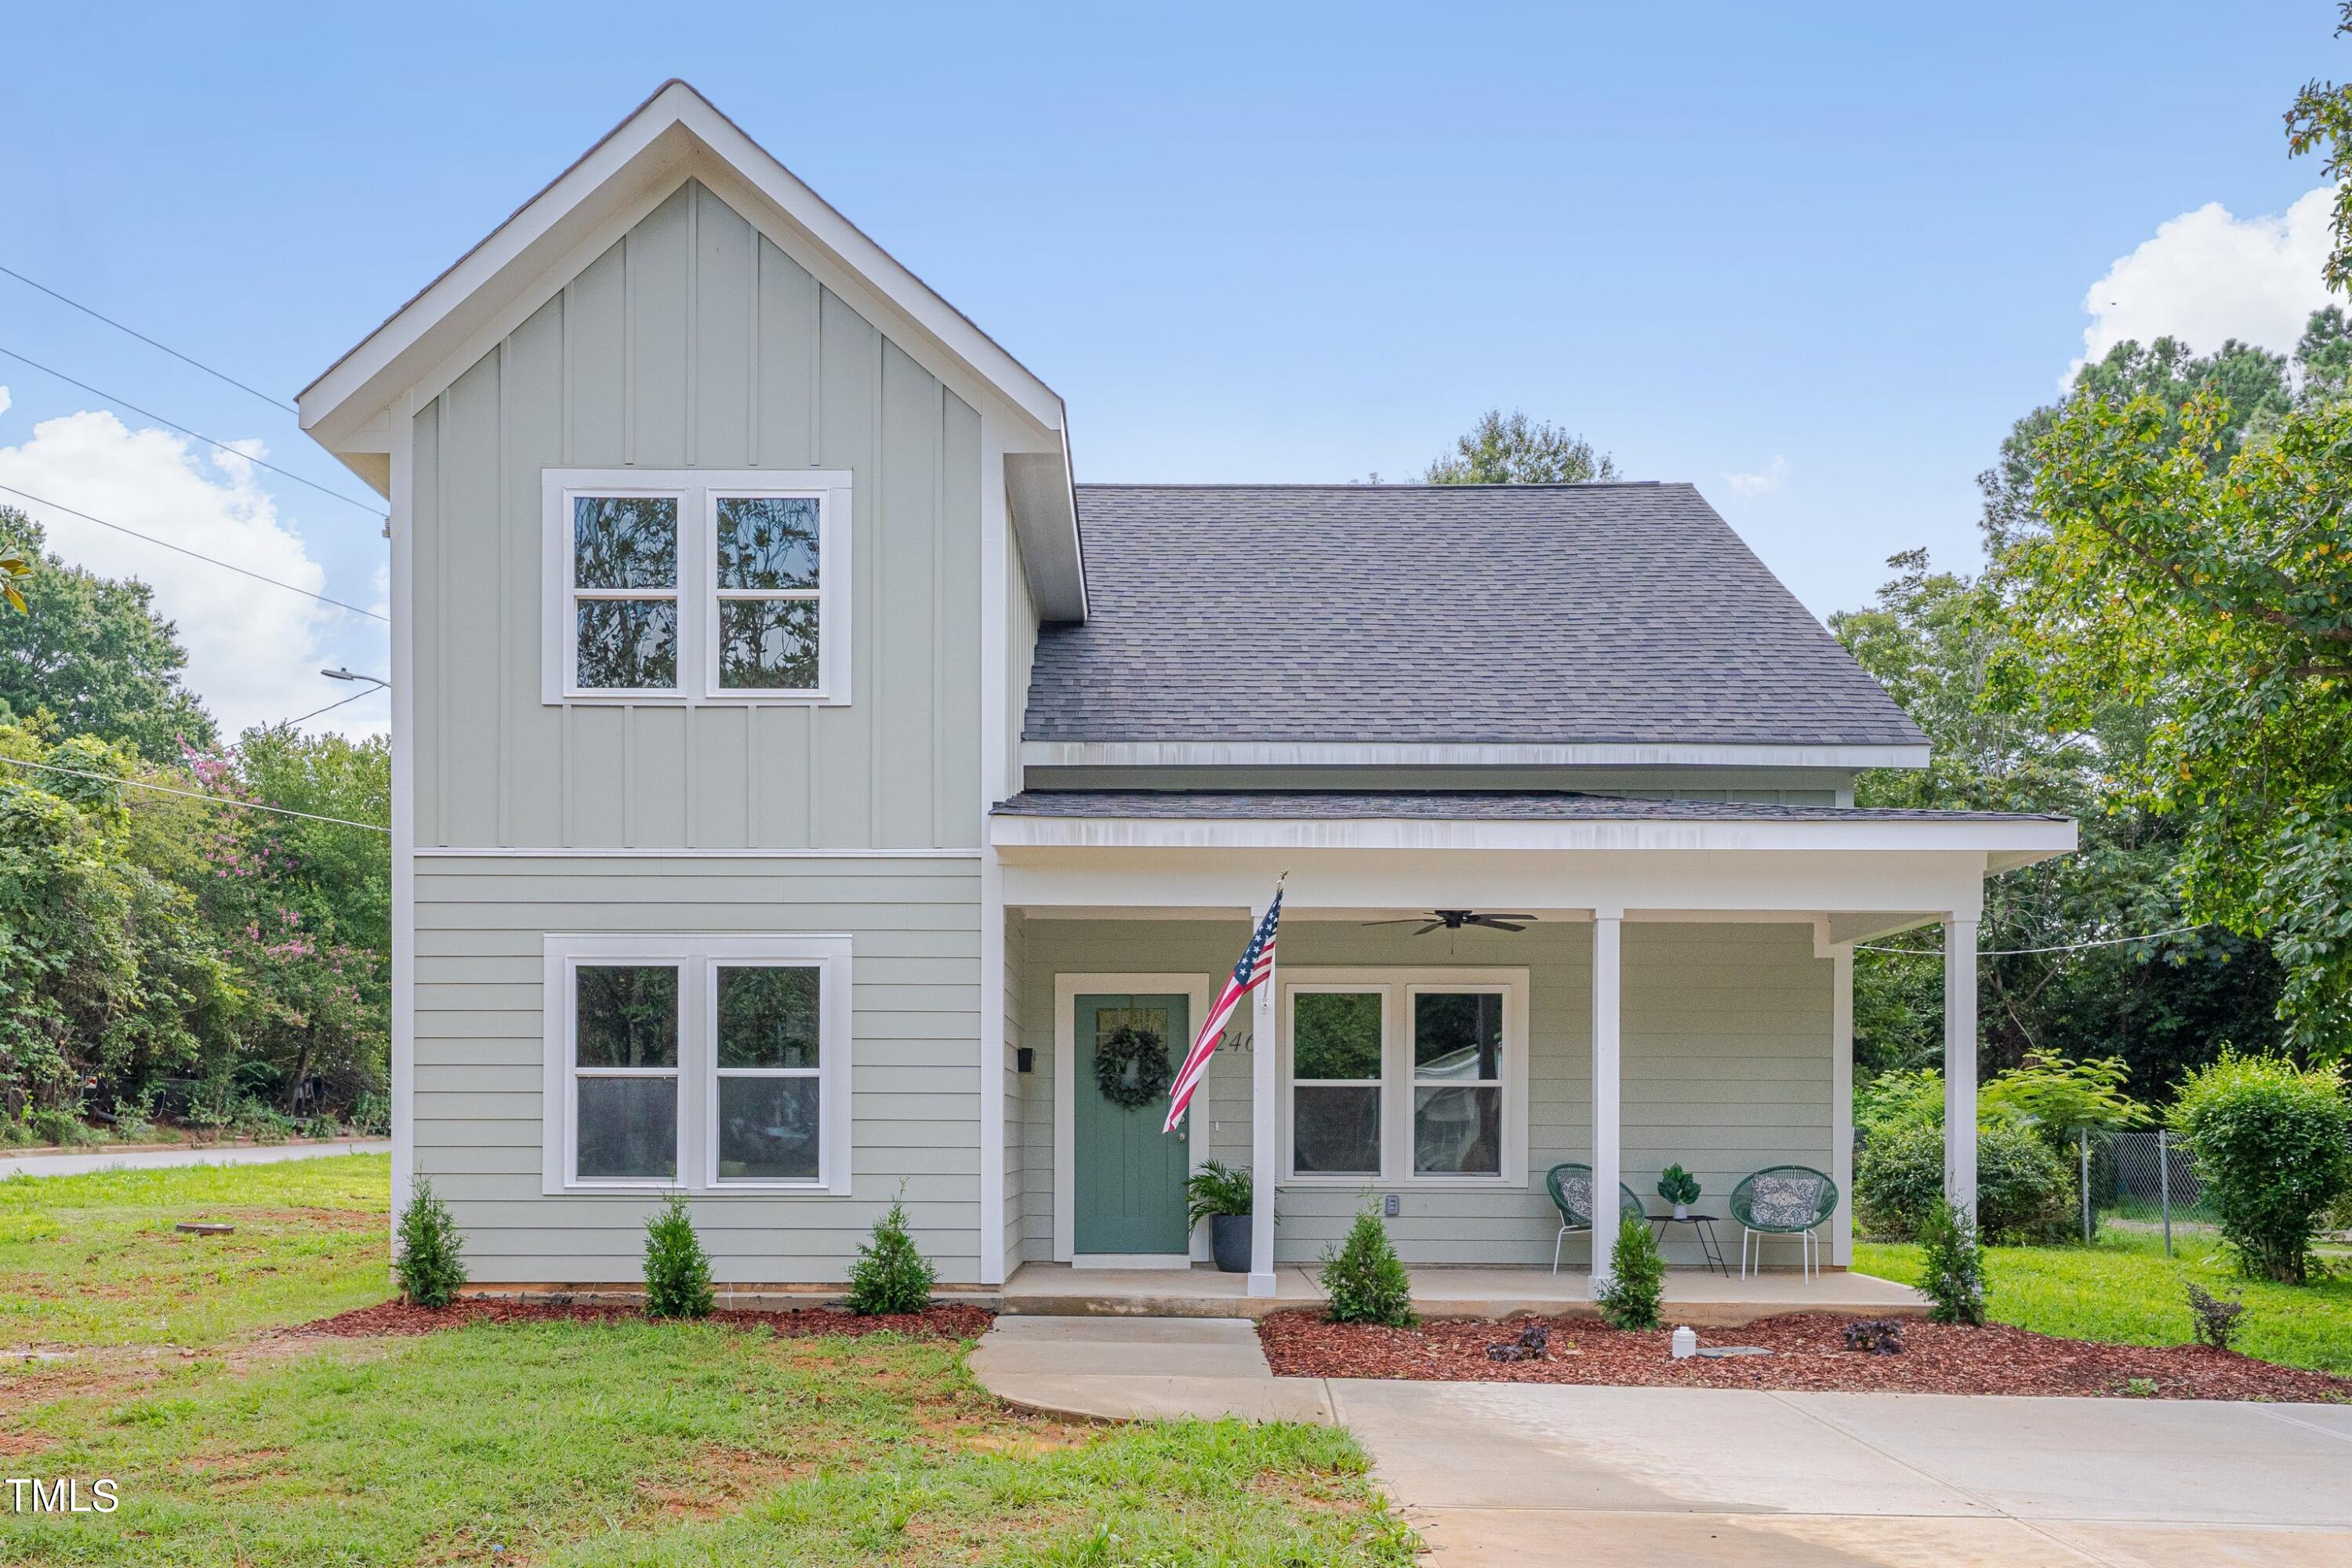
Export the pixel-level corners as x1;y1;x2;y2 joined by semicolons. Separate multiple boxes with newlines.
1051;971;1216;1265
1018;740;1930;770
415;847;982;858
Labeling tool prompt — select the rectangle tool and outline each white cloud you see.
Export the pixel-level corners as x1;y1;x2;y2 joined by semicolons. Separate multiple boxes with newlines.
1723;455;1790;496
0;385;12;418
2071;186;2337;387
0;408;372;739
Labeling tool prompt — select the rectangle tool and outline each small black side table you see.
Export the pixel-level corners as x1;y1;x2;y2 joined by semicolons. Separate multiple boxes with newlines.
1648;1212;1731;1277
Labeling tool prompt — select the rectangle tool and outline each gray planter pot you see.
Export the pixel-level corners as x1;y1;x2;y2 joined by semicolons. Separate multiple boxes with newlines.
1210;1213;1253;1273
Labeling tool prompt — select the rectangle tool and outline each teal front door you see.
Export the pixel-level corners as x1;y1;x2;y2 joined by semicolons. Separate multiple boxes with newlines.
1073;993;1193;1256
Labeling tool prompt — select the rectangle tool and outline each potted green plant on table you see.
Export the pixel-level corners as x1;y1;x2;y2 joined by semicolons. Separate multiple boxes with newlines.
1657;1163;1701;1221
1186;1160;1258;1272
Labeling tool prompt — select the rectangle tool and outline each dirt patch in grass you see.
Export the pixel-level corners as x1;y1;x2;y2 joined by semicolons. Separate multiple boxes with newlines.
287;1299;994;1341
1258;1310;2352;1403
633;1443;813;1523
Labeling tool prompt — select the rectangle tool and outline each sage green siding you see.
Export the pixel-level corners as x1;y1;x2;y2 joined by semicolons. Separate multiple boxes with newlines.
1015;920;1834;1268
408;179;985;853
413;855;982;1283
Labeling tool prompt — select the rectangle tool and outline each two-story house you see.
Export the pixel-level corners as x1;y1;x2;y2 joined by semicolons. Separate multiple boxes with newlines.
297;82;2072;1305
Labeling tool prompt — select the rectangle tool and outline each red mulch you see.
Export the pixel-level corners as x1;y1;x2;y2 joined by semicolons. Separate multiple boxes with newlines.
1257;1311;2352;1404
286;1299;993;1341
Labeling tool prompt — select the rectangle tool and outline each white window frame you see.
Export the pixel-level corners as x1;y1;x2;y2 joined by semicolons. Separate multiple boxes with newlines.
541;934;854;1196
1276;967;1530;1189
540;468;853;706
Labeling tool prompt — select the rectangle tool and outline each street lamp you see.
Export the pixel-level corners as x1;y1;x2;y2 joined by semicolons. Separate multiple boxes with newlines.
320;667;388;689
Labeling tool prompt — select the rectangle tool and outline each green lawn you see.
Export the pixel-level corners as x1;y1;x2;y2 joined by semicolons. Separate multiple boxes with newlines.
1856;1228;2352;1374
0;1156;1413;1567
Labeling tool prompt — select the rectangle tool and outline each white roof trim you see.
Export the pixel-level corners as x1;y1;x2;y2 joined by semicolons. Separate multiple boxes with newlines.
1018;740;1932;770
299;79;1067;456
989;811;2076;869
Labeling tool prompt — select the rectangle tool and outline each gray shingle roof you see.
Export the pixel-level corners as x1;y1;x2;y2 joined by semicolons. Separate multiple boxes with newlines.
993;791;2060;824
1023;483;1924;748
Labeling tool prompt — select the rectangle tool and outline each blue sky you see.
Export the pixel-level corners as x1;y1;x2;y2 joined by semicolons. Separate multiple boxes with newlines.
1;2;2340;736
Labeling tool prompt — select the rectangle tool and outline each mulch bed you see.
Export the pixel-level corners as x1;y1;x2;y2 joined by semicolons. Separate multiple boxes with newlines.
286;1300;993;1341
1258;1311;2352;1403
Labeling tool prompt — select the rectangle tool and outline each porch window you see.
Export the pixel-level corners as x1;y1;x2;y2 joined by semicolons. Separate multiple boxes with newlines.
542;935;853;1196
1410;989;1504;1177
1290;990;1384;1175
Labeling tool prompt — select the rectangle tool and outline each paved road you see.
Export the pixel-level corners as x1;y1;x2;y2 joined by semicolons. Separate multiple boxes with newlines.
969;1316;2352;1566
0;1138;391;1180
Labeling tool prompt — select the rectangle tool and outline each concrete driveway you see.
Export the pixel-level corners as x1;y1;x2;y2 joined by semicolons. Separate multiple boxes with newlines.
1334;1378;2352;1566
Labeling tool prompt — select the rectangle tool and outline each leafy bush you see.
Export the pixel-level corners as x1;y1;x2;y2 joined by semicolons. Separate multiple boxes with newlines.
642;1193;715;1319
1854;1068;1946;1138
1855;1118;2073;1243
2170;1051;2352;1283
1978;1054;2149;1150
2184;1282;2246;1352
1184;1159;1254;1225
1593;1212;1664;1330
394;1177;468;1308
845;1198;935;1316
349;1092;392;1137
1918;1197;1987;1326
1320;1203;1415;1327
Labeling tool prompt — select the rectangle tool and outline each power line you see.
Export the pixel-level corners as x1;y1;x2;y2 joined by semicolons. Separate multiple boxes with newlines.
272;684;379;731
0;754;390;833
0;483;387;622
1857;923;2213;958
0;347;385;519
0;264;297;414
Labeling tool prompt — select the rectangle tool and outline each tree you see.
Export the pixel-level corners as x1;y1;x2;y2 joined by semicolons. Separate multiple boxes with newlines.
1425;408;1618;485
2287;2;2352;295
0;509;215;757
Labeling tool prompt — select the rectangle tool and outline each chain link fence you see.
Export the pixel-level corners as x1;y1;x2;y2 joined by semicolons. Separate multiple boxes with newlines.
2084;1129;2215;1252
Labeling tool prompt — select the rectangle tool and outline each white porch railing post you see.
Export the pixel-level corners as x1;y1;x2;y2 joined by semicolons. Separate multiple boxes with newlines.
1247;898;1279;1298
1589;909;1624;1298
1943;916;1979;1216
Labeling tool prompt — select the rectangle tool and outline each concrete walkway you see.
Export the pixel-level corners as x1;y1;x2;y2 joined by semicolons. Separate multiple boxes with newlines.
968;1316;2352;1566
0;1138;391;1180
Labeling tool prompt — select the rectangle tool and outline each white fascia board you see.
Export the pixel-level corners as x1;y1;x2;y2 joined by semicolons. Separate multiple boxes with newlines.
299;81;1068;460
1016;740;1932;770
989;814;2076;860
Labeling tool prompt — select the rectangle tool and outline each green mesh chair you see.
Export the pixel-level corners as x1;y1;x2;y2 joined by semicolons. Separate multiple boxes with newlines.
1729;1165;1840;1280
1545;1163;1647;1274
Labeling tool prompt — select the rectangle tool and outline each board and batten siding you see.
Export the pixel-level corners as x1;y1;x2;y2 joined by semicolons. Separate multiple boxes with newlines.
1016;919;1835;1269
414;855;982;1283
408;178;985;853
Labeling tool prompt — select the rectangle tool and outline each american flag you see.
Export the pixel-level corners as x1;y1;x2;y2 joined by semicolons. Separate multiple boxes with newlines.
1163;884;1283;1134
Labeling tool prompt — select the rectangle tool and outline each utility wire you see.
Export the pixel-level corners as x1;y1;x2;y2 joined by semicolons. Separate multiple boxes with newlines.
0;483;387;622
0;755;390;833
1857;923;2212;958
0;347;385;518
270;684;379;731
0;264;298;414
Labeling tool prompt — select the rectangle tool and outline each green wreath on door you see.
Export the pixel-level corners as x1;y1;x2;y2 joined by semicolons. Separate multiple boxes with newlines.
1094;1022;1172;1110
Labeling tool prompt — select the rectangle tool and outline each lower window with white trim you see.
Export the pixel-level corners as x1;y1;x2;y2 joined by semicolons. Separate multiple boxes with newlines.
1278;967;1529;1187
543;935;852;1195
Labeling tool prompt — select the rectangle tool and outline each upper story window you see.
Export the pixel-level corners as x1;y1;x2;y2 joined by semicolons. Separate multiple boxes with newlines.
541;469;852;705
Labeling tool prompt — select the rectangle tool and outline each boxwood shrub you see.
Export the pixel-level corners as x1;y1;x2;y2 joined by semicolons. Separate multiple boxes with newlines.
2171;1051;2352;1283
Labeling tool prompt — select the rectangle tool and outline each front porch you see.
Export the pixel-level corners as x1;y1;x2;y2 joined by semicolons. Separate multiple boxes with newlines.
1000;1260;1927;1327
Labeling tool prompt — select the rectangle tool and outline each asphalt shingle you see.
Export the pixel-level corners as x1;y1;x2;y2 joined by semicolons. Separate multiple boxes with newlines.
992;791;2060;824
1024;483;1925;747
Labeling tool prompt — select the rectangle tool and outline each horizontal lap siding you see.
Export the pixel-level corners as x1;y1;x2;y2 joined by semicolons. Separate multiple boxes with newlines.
414;856;982;1283
1016;919;1830;1269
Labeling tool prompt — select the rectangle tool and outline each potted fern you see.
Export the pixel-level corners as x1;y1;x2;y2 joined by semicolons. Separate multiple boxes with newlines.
1657;1163;1701;1221
1185;1160;1258;1272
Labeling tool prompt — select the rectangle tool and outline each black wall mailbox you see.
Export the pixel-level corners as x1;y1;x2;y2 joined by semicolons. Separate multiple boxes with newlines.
1015;1047;1035;1073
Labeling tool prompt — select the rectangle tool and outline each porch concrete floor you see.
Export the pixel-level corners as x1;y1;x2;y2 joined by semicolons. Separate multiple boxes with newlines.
999;1262;1926;1326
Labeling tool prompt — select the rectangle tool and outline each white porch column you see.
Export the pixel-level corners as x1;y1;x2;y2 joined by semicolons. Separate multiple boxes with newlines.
1943;916;1979;1215
1247;898;1279;1298
1588;907;1623;1297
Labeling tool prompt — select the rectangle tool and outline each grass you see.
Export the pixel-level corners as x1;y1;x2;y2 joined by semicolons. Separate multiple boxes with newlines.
1857;1226;2352;1374
0;1156;1414;1566
0;1154;393;1350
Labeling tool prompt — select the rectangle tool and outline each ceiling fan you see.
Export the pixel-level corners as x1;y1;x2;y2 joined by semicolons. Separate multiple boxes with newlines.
1362;909;1538;935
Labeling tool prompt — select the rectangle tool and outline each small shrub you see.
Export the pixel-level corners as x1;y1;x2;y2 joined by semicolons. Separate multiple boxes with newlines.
300;1115;342;1141
111;1094;158;1145
1593;1212;1665;1330
394;1177;468;1308
2184;1282;2247;1352
642;1193;714;1319
845;1198;935;1316
26;1107;93;1149
1918;1197;1987;1326
1841;1318;1904;1355
1320;1202;1416;1327
2121;1376;2159;1398
349;1092;392;1137
1655;1163;1701;1208
2170;1051;2352;1283
1184;1159;1254;1226
1855;1118;2071;1243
